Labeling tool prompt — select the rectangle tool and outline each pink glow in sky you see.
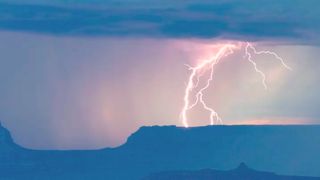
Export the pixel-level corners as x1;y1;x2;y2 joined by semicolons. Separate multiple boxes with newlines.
0;31;319;149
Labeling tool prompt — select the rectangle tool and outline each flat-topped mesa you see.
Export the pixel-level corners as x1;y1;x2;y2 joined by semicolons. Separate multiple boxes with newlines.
0;125;320;179
123;125;320;150
118;125;320;177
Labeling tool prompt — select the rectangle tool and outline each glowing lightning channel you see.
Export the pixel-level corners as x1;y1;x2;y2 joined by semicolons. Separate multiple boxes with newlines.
180;42;291;128
180;44;241;128
245;42;292;90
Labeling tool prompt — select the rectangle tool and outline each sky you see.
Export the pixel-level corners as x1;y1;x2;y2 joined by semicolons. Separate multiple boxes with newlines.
0;0;320;150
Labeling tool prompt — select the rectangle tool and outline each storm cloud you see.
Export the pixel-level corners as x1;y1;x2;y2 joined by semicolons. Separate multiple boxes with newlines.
0;0;319;43
1;0;320;149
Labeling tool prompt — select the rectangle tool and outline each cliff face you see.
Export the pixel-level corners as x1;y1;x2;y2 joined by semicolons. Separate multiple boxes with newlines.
0;122;27;166
0;124;320;180
0;122;21;152
120;125;320;177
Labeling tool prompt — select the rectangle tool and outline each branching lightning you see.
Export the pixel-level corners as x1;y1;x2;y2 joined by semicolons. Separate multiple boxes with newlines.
180;42;291;128
245;42;292;90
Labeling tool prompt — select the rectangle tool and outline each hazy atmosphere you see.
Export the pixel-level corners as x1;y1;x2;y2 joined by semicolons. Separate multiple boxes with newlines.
0;0;320;149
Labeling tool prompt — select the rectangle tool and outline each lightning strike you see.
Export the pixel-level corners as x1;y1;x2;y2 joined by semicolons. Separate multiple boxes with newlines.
245;42;292;90
180;42;291;128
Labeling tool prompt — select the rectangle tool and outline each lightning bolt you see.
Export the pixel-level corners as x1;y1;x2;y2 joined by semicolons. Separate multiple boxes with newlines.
245;42;292;90
180;42;291;128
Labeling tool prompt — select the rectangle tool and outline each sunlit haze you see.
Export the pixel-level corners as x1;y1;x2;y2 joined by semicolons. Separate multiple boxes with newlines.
0;30;319;149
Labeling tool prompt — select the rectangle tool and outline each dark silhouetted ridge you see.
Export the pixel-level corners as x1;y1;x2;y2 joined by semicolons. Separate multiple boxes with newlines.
143;163;320;180
1;125;320;179
0;121;23;153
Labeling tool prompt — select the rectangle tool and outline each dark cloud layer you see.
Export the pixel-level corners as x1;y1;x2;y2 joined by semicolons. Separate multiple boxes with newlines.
0;0;319;43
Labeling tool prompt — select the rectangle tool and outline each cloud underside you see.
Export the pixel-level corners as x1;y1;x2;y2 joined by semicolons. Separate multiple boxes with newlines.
0;1;319;43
